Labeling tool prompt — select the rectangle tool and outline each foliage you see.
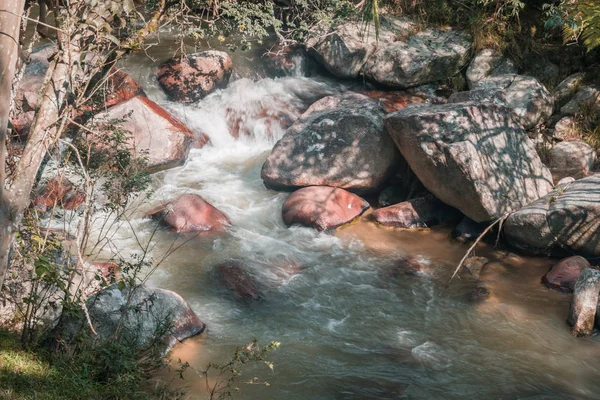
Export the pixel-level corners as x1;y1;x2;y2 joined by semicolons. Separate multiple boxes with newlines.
543;0;600;51
0;329;183;399
177;340;280;400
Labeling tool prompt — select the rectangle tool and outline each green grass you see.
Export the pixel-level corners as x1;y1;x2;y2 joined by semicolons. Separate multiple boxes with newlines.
0;330;179;400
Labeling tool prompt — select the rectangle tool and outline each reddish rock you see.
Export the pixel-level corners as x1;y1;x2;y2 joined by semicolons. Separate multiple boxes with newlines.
80;68;145;115
373;197;459;228
148;194;230;233
157;50;233;103
282;187;370;231
226;103;297;139
88;95;194;172
269;259;304;281
215;261;261;300
542;256;590;292
63;192;86;210
92;263;120;280
33;176;73;209
361;90;425;113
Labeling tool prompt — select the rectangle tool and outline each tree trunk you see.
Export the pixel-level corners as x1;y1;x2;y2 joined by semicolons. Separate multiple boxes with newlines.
0;0;26;291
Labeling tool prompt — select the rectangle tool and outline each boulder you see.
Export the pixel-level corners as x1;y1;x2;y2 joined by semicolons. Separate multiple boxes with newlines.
568;268;600;337
504;175;600;256
552;73;585;109
552;116;577;141
525;59;560;86
364;29;472;88
542;256;590;292
372;196;459;228
157;50;233;103
215;261;261;300
448;74;554;130
148;194;230;233
547;141;595;182
466;49;517;89
88;95;194;172
282;186;370;231
384;101;553;222
86;67;145;112
560;85;600;117
261;92;400;193
61;284;205;354
306;18;415;79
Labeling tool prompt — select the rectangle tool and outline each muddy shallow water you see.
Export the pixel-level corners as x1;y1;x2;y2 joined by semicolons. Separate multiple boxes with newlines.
101;35;600;399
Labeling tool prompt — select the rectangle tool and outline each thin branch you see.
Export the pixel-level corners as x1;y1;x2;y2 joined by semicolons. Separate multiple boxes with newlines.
448;213;510;284
0;9;67;34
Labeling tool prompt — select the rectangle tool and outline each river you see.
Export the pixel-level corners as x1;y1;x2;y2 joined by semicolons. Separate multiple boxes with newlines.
102;34;600;399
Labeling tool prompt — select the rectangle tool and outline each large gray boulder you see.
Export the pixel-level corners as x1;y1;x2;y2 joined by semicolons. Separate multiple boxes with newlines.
448;74;554;130
465;48;517;89
61;284;205;354
384;102;553;222
364;29;472;88
261;92;400;193
568;268;600;337
306;19;415;79
504;175;600;256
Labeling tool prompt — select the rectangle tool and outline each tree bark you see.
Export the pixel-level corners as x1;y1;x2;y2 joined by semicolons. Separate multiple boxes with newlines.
0;0;26;291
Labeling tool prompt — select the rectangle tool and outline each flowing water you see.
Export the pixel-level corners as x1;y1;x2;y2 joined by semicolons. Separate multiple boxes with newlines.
98;39;600;399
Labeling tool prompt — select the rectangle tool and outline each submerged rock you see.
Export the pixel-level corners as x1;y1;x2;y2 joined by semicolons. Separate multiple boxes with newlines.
148;194;230;233
504;175;600;257
261;92;400;193
542;256;590;292
157;50;233;103
60;284;205;354
88;95;194;172
373;196;459;228
282;186;370;231
452;217;488;243
568;268;600;337
547;141;595;182
448;74;554;130
364;29;472;89
215;261;261;300
384;101;553;222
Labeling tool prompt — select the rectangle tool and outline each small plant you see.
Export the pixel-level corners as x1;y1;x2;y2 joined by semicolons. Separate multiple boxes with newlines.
176;340;280;400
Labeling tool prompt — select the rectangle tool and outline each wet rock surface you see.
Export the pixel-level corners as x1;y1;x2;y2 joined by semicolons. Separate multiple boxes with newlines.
282;186;370;231
157;50;233;103
148;193;230;233
568;268;600;337
542;256;590;292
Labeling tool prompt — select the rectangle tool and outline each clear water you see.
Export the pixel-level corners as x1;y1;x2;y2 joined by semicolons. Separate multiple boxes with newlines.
106;40;600;400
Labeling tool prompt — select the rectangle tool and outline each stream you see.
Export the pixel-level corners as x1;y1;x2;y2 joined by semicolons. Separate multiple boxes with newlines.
98;35;600;399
